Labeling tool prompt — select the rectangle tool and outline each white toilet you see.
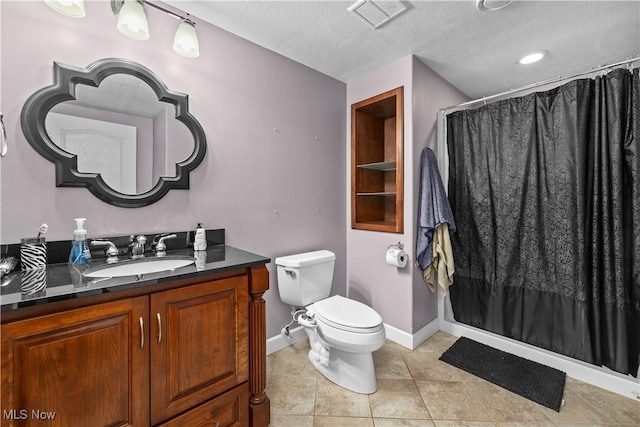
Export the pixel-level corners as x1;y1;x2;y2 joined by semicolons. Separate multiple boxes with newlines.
275;250;385;394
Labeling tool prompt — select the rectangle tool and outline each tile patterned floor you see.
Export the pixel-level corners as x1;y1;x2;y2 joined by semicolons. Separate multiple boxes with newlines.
266;332;640;427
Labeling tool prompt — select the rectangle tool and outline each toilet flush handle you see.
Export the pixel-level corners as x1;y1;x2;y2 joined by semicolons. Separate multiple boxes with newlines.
285;269;296;278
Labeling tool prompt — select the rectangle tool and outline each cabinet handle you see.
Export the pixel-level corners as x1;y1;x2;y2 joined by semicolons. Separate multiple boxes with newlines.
139;317;144;349
156;312;162;344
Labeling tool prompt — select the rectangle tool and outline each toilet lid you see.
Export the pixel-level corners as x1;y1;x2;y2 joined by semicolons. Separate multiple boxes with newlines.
312;295;383;330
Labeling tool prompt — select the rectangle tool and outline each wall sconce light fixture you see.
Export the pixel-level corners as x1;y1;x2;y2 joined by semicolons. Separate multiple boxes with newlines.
114;0;150;40
112;0;200;58
44;0;86;18
173;18;200;59
43;0;200;58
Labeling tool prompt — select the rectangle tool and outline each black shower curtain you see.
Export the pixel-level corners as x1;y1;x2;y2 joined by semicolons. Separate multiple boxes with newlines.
446;68;640;376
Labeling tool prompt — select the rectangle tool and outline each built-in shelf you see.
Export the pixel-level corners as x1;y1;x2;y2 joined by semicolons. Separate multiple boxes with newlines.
351;87;404;233
356;192;397;196
356;161;397;171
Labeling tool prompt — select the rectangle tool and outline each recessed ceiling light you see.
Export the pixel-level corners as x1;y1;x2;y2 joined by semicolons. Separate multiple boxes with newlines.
476;0;513;12
519;51;547;65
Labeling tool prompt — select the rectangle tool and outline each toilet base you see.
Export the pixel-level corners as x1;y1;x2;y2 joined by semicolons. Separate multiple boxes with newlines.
308;347;378;394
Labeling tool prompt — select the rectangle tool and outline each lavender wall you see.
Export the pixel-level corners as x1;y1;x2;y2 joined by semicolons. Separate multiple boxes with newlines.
347;56;466;339
410;58;467;331
346;56;414;333
0;1;346;339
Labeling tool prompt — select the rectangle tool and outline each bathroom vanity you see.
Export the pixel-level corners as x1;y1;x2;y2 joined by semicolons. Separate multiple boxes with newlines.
0;245;270;427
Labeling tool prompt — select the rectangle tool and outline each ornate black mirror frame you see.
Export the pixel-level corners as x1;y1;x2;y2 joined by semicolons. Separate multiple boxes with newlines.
21;58;207;208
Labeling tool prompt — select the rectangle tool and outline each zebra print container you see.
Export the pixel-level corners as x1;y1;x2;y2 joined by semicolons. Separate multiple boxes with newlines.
21;268;47;297
20;237;47;270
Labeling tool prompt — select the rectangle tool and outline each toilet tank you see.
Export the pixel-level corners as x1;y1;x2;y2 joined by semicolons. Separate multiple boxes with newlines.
275;250;336;307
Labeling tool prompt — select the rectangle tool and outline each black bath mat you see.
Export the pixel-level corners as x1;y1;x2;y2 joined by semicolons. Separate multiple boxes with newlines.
439;337;566;411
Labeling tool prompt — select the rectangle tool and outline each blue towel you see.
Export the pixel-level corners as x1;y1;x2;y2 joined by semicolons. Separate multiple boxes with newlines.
416;147;456;271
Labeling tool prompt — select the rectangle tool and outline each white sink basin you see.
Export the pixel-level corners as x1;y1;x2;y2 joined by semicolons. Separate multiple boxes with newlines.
84;255;196;278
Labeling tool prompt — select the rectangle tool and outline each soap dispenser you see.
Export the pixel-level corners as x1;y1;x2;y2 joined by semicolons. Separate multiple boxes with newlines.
194;223;207;251
69;218;91;265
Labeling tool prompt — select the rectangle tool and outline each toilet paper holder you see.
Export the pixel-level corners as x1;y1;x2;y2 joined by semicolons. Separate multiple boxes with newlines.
387;242;404;251
385;242;408;268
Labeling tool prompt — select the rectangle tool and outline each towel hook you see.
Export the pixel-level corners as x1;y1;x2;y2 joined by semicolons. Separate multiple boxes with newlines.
0;113;7;157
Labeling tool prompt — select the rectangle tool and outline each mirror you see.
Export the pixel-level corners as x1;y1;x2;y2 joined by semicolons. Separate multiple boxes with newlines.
21;58;207;207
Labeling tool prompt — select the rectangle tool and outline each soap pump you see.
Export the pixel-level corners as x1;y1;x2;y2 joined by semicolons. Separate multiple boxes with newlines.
69;218;91;265
194;223;207;251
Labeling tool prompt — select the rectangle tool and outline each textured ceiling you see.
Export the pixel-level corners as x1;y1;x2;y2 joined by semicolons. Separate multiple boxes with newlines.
164;1;640;99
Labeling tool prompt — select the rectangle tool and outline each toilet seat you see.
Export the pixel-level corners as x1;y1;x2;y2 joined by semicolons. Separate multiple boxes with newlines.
312;295;383;334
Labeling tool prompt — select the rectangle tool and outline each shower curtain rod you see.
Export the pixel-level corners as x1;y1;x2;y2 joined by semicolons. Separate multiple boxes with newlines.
441;54;640;113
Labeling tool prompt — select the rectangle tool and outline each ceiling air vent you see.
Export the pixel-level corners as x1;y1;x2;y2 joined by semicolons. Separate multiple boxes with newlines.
348;0;407;29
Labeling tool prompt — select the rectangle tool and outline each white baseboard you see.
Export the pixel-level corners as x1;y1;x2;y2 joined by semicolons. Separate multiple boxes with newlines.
267;325;307;355
267;320;441;355
440;318;640;402
383;319;440;350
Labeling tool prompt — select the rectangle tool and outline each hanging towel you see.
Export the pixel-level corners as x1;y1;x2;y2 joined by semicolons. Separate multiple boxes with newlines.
416;147;456;294
423;223;455;295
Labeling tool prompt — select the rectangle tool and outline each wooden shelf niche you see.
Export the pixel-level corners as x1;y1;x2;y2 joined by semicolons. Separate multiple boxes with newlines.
351;87;404;233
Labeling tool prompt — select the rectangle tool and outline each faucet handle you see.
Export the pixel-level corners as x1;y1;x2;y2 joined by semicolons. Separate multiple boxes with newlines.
153;233;177;255
91;239;119;261
152;233;174;245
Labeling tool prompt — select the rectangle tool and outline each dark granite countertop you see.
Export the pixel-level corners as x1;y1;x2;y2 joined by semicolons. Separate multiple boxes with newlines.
0;245;270;312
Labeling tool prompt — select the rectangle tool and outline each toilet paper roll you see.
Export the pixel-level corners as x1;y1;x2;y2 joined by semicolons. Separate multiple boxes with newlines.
386;247;408;268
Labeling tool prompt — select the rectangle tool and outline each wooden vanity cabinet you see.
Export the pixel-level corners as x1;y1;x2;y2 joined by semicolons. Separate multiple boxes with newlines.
1;266;270;427
1;297;150;427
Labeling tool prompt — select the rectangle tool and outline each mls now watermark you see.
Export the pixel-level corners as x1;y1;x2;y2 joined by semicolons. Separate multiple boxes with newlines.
3;409;57;420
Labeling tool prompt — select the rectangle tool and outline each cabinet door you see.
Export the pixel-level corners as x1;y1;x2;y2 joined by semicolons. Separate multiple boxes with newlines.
150;276;249;425
1;297;149;427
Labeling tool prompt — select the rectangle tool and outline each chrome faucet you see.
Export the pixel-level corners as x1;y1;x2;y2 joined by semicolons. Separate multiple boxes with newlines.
91;239;119;263
129;235;147;259
152;233;177;256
